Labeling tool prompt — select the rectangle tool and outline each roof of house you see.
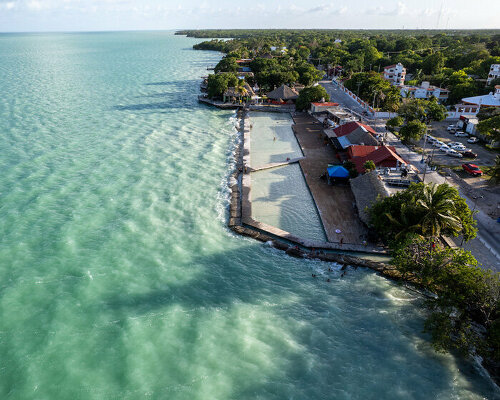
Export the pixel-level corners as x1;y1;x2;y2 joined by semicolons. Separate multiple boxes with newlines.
349;145;406;173
333;121;377;137
266;84;299;100
337;135;352;149
462;93;500;107
349;145;398;158
347;129;379;147
350;170;390;225
384;64;397;69
311;102;340;107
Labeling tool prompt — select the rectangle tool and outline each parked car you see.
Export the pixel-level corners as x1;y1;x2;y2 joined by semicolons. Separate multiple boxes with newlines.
461;150;477;159
467;137;479;144
448;128;457;134
447;150;463;158
450;144;467;151
455;131;469;137
425;134;435;142
462;163;483;176
439;145;451;152
447;124;456;131
433;140;444;147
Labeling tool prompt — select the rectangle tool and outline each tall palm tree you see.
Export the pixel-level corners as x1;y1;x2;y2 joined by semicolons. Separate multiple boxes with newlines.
416;183;462;239
235;79;248;102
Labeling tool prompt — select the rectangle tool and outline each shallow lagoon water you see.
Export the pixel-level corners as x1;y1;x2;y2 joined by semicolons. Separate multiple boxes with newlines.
250;163;327;241
249;112;303;168
0;31;498;399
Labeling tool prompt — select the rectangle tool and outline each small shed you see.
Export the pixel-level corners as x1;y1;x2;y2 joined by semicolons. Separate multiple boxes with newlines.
326;165;350;184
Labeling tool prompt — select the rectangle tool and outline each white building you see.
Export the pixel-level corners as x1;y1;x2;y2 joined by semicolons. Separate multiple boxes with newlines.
462;85;500;108
487;64;500;86
400;81;449;103
270;46;287;53
383;63;406;86
457;116;478;135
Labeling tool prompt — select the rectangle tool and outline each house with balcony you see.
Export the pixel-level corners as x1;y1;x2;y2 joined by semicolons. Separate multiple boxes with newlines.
487;64;500;86
400;81;449;103
383;63;406;86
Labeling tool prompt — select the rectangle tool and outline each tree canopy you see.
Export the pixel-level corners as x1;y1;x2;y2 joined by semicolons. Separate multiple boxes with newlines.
295;86;329;111
368;182;477;245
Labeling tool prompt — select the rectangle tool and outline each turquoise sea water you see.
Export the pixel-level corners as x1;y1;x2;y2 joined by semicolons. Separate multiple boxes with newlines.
0;31;498;399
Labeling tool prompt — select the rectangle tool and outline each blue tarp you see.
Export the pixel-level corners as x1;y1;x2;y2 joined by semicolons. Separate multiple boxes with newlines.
327;165;350;178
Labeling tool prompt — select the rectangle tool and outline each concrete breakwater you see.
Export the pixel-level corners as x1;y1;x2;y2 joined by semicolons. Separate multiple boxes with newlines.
227;109;398;278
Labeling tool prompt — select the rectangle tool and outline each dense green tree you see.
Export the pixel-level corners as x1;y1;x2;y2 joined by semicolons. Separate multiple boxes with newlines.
422;52;445;75
369;182;476;245
214;57;238;74
344;72;400;111
386;116;404;131
363;160;376;172
295;62;323;86
399;120;427;141
207;73;238;98
392;236;500;361
295;85;329;111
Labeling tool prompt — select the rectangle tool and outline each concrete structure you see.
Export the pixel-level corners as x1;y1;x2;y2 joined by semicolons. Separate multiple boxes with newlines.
400;81;449;103
383;63;406;86
457;116;479;136
487;64;500;86
462;85;500;108
449;104;480;119
310;102;340;113
326;109;357;125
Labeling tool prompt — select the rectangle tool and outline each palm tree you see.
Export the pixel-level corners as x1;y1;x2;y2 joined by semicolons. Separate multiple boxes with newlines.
385;202;422;241
235;79;248;103
416;183;462;239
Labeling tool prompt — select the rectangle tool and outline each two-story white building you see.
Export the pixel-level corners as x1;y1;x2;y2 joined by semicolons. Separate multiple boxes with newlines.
383;63;406;86
487;64;500;86
400;81;449;103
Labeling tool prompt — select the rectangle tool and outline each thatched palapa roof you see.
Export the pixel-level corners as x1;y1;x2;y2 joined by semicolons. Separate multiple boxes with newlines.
350;170;390;225
266;85;299;101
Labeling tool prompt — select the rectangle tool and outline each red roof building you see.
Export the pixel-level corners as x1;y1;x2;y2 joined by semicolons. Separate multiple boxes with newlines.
333;121;377;137
347;145;407;173
310;102;340;113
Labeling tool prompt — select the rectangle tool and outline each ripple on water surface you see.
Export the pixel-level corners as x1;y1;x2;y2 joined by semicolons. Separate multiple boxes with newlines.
0;32;497;399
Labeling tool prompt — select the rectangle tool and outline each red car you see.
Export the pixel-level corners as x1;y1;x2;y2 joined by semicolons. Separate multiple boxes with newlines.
462;163;483;176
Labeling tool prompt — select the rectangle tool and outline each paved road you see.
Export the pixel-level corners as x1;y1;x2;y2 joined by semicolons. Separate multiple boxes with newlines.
319;80;368;120
319;80;500;270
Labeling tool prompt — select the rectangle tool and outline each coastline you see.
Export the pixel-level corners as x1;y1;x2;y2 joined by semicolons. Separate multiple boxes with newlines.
226;109;399;277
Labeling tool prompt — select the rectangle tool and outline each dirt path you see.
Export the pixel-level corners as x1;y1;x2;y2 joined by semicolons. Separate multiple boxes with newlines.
292;113;369;245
